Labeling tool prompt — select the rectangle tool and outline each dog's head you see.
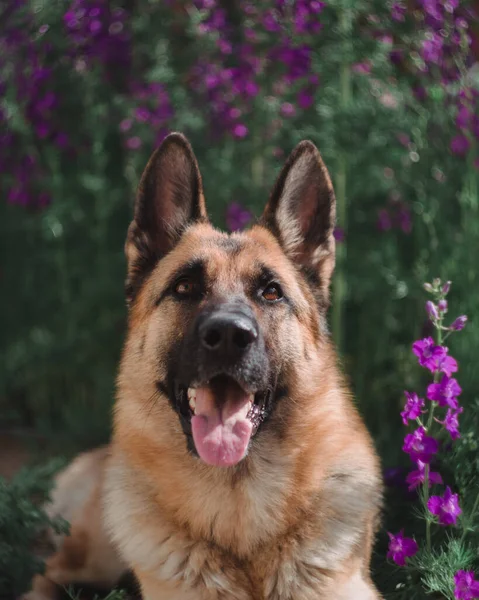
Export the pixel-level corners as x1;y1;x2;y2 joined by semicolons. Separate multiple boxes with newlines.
119;133;336;468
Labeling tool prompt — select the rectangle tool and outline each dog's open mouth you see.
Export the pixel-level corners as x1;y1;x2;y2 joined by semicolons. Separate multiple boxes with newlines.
176;375;269;467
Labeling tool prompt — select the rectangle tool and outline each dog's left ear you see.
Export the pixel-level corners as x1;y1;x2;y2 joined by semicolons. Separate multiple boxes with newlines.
261;140;336;301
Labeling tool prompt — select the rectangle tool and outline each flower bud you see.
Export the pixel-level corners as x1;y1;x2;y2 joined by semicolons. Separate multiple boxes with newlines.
423;282;434;293
438;299;448;313
450;315;467;331
442;281;451;295
426;301;439;320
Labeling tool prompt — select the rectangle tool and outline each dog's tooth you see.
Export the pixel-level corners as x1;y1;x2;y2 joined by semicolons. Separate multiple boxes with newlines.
187;387;197;399
189;397;196;411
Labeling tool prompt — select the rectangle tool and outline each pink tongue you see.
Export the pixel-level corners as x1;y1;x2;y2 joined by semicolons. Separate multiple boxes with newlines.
191;385;253;467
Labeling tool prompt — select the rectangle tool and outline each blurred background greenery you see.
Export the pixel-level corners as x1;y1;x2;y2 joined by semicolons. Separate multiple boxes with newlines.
1;0;479;597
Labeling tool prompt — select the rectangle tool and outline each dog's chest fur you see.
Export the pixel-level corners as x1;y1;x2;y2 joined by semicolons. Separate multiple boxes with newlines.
104;447;379;600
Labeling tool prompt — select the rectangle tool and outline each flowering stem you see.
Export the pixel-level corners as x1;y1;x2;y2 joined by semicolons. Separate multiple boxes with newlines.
423;315;444;551
332;2;352;353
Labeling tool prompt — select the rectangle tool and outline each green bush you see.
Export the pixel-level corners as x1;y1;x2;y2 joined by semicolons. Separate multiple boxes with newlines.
0;460;68;598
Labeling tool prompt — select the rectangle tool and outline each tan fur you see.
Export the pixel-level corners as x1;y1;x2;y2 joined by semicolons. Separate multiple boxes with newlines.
24;136;383;600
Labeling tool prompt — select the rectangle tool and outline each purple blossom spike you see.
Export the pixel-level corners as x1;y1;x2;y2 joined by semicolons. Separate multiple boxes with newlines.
387;531;418;566
427;486;462;526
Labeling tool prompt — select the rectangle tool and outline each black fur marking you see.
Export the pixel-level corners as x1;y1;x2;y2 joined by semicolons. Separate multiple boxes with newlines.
156;380;169;398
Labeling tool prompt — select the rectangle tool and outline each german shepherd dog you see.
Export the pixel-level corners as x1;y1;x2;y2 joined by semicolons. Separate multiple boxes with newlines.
25;134;383;600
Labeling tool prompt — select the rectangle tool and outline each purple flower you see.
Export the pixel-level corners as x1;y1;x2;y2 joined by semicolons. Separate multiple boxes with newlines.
438;299;448;313
352;62;371;74
297;89;314;109
232;123;248;139
226;202;252;232
120;118;132;132
427;486;462;526
454;570;479;600
263;10;281;32
126;136;141;150
412;337;445;372
391;2;406;21
377;208;392;231
402;427;439;464
433;352;458;377
387;530;418;566
280;102;296;117
427;375;462;409
333;227;345;243
451;134;470;156
397;207;412;234
451;315;468;331
406;460;443;491
426;301;439;320
401;391;425;425
436;407;463;440
442;281;451;294
421;33;443;64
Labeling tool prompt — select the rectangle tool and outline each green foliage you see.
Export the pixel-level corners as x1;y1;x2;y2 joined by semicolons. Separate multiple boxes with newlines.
0;460;68;598
64;586;129;600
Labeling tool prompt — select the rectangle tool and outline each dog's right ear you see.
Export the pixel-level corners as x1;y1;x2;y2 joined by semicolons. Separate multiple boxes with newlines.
125;132;207;301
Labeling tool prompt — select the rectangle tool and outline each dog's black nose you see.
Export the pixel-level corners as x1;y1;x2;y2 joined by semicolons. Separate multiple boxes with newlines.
199;313;258;355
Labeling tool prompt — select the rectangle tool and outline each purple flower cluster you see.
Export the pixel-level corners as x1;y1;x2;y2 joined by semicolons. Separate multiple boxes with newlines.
0;2;57;208
272;1;325;36
64;0;131;76
388;1;479;165
377;198;412;235
187;2;322;139
119;82;173;152
452;88;479;160
225;202;253;232
388;278;469;567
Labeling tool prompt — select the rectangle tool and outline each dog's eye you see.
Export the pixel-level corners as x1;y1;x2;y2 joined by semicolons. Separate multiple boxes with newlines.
174;278;201;298
262;283;283;302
